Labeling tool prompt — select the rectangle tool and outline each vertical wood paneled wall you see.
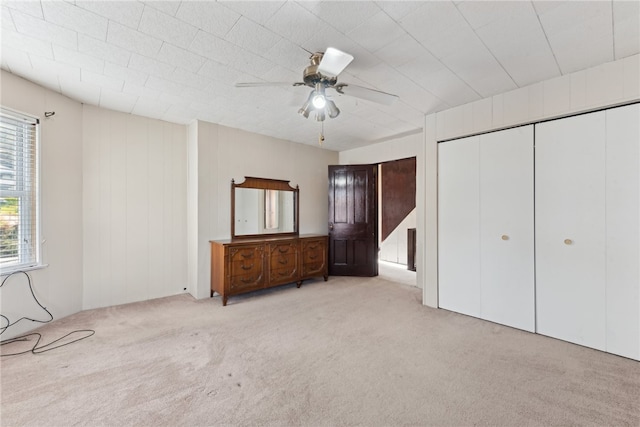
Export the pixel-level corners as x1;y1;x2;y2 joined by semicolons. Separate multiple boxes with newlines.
82;106;187;309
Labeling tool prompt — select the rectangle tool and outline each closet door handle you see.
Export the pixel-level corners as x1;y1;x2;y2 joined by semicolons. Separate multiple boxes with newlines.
564;238;573;245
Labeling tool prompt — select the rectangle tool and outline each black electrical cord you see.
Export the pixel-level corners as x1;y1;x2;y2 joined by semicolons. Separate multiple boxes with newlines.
0;270;95;356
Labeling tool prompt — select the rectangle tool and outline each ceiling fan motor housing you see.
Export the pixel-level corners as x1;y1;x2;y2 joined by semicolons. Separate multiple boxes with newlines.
303;52;337;88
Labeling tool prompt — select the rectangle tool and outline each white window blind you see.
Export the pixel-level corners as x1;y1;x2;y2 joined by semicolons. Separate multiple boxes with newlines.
0;108;40;273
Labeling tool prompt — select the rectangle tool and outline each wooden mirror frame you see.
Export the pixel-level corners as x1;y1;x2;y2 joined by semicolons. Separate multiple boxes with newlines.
231;176;299;240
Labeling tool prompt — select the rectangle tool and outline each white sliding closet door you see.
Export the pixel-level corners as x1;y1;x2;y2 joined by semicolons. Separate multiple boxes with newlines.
438;136;480;318
480;126;535;332
438;126;534;331
605;104;639;360
535;112;607;351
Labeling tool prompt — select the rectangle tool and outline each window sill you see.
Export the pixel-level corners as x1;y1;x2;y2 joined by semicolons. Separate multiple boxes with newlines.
0;264;49;277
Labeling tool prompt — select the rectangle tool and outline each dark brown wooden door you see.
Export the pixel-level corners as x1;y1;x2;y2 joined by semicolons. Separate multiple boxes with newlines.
328;164;378;276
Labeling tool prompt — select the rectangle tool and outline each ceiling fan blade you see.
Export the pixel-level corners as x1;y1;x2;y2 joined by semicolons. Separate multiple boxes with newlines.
318;47;354;77
335;84;398;106
235;82;300;88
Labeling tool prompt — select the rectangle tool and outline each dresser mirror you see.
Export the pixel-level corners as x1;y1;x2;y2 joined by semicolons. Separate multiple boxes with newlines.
231;177;299;239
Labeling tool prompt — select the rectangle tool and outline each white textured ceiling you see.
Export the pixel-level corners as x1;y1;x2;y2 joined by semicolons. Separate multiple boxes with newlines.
1;1;638;151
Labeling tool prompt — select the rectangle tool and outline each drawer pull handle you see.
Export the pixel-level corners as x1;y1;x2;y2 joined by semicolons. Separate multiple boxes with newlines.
278;258;288;265
278;247;289;253
308;244;318;249
241;253;254;259
241;263;254;270
240;277;254;283
308;254;318;260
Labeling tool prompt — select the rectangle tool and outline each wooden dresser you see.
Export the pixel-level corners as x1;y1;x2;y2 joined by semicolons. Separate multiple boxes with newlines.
210;234;328;305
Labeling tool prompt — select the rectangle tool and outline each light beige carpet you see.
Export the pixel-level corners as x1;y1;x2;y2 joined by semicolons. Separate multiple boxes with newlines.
1;275;638;426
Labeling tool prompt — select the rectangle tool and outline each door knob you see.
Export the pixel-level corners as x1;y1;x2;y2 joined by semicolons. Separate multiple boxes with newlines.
564;238;573;245
501;235;509;241
329;223;334;231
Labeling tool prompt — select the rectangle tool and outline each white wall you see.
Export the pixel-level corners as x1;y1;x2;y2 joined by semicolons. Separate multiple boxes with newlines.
423;54;640;308
380;209;416;265
82;106;188;309
339;132;424;288
190;120;339;299
0;70;83;338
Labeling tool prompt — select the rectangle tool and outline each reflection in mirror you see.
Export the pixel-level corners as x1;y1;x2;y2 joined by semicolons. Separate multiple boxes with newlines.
231;177;299;239
234;189;295;235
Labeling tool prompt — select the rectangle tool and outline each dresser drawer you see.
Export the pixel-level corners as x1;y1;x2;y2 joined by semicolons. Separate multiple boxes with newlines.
228;245;265;291
268;241;300;285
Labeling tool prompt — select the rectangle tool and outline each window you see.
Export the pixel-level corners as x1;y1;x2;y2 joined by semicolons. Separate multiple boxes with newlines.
264;189;279;230
0;108;40;273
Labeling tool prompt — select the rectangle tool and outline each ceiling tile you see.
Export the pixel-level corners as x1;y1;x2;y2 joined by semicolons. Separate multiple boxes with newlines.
156;43;206;73
103;62;149;86
457;0;536;31
59;76;101;105
128;53;175;80
551;32;614;74
465;69;518;98
106;21;162;56
42;1;107;41
229;49;277;79
100;88;138;113
265;38;310;74
264;2;327;44
346;10;405;52
4;1;42;19
2;6;16;31
81;69;124;91
399;1;467;46
145;75;189;97
169;67;212;90
420;24;479;61
613;1;640;59
374;34;427;67
189;31;237;65
78;34;131;67
122;81;161;100
376;1;424;21
75;1;144;29
138;6;198;49
176;1;240;38
12;61;62;92
306;1;380;34
419;67;480;106
0;46;33;75
396;51;446;84
537;1;611;35
30;54;80;82
53;44;105;73
225;17;283;56
142;1;181;17
219;1;285;26
497;48;560;87
198;60;242;85
2;29;53;59
11;8;77;49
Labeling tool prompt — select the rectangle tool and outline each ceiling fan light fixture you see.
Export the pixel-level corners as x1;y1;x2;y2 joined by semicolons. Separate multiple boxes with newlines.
312;83;326;109
327;99;340;118
298;91;314;118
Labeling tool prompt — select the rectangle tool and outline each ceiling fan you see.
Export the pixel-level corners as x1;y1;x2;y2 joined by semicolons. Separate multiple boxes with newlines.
235;47;399;122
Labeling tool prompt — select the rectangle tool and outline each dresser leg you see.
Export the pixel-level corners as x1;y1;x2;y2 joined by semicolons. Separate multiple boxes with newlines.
296;281;302;288
323;275;328;281
222;296;228;306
